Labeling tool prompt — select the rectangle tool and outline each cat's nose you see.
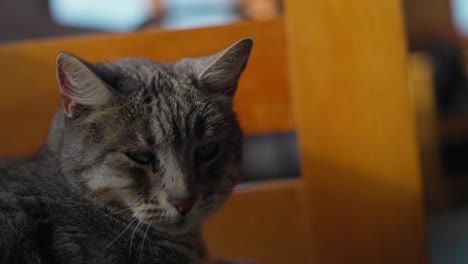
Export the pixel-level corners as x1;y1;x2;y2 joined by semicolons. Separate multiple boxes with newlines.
168;198;193;215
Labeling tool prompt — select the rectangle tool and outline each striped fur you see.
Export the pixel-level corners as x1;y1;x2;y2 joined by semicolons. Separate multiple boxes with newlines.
0;38;253;263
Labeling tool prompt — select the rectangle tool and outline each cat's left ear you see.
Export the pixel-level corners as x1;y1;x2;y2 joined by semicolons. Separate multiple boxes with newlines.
179;37;253;98
56;52;112;118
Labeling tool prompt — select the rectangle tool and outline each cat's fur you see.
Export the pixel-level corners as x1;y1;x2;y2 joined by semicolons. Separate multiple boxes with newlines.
0;37;253;264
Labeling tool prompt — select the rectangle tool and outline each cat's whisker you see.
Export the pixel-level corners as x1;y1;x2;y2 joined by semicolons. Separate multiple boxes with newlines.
217;183;235;188
107;207;133;216
105;217;137;251
233;183;259;192
216;188;234;193
129;220;143;257
217;183;259;193
216;186;257;195
216;186;236;194
139;221;152;264
216;184;235;190
216;186;234;191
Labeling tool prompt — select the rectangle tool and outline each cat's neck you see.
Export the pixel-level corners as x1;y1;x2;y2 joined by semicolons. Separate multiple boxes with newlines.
44;109;66;155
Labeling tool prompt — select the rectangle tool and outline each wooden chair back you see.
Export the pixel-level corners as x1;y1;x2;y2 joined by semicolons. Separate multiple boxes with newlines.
0;1;426;263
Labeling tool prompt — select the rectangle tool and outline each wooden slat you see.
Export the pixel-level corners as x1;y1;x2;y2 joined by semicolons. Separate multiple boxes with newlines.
0;19;292;157
285;1;426;263
203;179;310;264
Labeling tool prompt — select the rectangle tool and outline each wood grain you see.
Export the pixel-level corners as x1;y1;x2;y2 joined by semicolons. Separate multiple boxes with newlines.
0;19;292;157
285;0;426;263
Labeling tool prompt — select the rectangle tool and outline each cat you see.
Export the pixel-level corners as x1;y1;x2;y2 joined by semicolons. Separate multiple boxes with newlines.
0;37;253;264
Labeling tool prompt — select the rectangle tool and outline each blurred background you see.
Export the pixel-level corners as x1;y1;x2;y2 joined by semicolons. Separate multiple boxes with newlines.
1;0;468;263
0;0;282;42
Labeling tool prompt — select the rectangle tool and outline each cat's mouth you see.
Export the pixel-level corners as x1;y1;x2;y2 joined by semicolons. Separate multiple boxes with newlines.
129;198;202;234
132;210;194;235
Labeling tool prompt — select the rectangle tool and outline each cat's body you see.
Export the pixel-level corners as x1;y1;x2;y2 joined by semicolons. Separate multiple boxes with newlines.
0;38;253;264
0;148;200;264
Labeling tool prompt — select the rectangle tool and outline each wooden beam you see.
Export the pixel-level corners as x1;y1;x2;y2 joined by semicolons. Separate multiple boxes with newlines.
285;1;426;263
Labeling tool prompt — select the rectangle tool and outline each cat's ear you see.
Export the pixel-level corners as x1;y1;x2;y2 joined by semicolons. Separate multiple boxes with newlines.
183;37;253;97
56;52;112;118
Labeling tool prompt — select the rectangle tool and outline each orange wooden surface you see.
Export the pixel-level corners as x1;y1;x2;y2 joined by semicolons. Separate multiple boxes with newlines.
285;0;426;263
0;19;292;157
204;179;309;264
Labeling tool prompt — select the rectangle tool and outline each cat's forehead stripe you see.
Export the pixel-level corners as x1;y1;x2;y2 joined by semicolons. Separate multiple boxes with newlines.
117;66;220;146
148;86;193;145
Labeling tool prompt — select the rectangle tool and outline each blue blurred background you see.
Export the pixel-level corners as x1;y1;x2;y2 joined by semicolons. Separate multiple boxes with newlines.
0;0;282;42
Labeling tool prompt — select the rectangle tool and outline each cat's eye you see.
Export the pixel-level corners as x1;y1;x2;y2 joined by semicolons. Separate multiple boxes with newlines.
125;152;154;165
195;143;220;161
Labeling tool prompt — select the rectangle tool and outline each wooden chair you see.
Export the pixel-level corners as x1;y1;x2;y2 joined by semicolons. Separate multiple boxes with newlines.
0;1;426;263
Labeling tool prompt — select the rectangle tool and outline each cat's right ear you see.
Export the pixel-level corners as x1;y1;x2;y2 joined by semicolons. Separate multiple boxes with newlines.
56;52;112;118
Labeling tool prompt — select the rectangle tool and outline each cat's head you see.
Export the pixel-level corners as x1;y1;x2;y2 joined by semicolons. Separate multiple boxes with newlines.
54;38;252;234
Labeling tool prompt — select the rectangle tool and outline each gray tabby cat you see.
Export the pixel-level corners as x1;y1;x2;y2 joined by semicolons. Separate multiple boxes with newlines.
0;37;253;264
